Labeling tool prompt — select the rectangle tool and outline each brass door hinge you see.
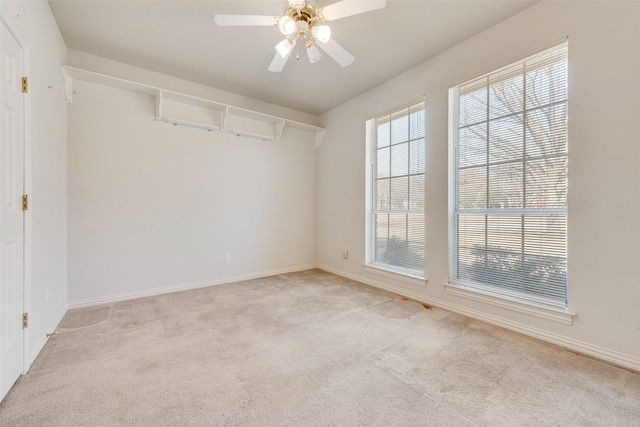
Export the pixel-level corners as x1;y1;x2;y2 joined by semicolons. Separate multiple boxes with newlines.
22;77;28;93
22;194;28;211
22;313;29;329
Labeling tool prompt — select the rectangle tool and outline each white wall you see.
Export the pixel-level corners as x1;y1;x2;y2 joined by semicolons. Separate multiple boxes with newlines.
1;1;68;364
317;1;640;367
68;78;317;303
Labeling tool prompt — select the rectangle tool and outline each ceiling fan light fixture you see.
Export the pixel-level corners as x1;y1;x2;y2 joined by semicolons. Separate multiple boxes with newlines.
312;25;331;43
275;38;295;58
214;0;387;72
306;42;321;63
296;20;309;32
278;16;295;35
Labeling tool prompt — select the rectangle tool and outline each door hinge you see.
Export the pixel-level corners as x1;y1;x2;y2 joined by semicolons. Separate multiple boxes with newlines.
22;194;28;211
22;77;28;93
22;313;29;329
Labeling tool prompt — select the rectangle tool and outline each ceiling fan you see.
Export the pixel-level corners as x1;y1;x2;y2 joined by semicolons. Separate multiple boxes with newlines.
214;0;386;72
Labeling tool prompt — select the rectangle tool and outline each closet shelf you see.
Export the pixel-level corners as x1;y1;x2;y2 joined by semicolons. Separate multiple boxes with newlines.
63;66;325;146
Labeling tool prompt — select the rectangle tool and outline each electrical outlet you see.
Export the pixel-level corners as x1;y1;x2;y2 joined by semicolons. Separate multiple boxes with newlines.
225;253;231;263
342;250;349;260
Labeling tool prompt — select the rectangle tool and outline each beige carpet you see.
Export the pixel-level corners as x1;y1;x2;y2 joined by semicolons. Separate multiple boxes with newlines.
1;269;639;426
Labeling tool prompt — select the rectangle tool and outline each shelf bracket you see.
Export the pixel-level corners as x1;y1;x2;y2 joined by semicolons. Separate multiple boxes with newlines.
315;129;326;148
275;119;285;142
155;90;163;121
220;106;228;132
63;68;72;104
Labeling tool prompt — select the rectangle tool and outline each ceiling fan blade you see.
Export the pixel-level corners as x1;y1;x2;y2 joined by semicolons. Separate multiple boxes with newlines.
268;42;296;72
317;39;355;67
320;0;386;21
214;14;277;27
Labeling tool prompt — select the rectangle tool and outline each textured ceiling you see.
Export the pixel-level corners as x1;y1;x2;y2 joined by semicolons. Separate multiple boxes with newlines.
48;0;536;115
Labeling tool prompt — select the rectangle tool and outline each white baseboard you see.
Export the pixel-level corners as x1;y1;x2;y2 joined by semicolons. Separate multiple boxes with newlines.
68;264;317;309
26;303;68;372
317;264;640;373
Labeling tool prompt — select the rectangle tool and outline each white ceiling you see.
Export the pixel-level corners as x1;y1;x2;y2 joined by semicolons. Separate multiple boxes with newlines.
48;0;536;115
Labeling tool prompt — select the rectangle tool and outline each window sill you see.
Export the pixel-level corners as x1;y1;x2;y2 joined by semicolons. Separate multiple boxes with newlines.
363;264;427;288
444;282;575;325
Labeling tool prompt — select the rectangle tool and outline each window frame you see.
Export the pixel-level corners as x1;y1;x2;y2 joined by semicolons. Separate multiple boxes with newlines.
447;42;570;312
365;100;427;284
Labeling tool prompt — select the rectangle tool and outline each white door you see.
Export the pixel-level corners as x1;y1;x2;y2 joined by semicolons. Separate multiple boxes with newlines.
0;19;25;401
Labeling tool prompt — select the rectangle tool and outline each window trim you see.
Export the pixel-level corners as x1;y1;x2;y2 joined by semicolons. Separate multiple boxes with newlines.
365;100;426;281
363;264;427;288
447;42;569;310
444;282;575;325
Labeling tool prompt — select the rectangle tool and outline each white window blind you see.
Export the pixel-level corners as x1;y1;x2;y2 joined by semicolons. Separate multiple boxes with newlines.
449;42;568;308
370;101;425;276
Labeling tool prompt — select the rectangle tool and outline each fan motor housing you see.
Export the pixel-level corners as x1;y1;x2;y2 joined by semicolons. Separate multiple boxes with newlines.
285;5;320;28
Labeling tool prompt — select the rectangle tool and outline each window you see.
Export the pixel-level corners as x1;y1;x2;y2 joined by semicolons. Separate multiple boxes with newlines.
366;100;425;278
448;42;568;309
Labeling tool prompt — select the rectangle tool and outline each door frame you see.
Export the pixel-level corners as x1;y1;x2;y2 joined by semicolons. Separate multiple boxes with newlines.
0;5;32;375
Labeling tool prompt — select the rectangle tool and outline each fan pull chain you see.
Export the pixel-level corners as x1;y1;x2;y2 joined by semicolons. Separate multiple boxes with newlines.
296;43;300;61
